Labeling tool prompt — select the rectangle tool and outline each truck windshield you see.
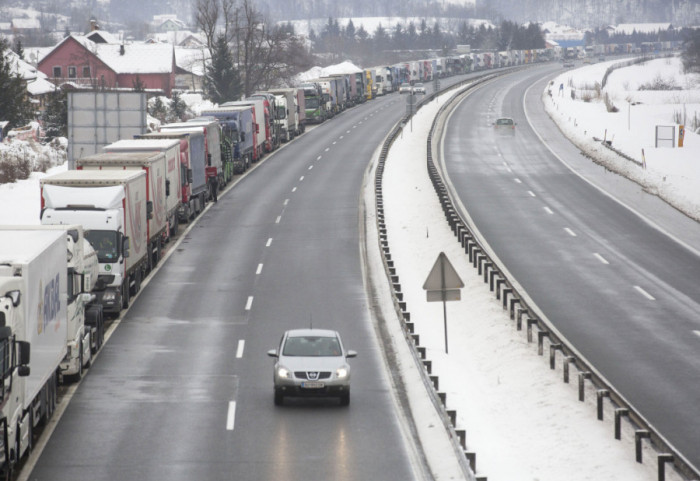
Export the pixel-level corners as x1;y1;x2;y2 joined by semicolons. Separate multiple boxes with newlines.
276;106;286;119
306;98;319;109
85;230;119;262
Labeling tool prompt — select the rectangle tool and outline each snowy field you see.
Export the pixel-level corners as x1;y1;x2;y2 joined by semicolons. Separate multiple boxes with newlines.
545;55;700;220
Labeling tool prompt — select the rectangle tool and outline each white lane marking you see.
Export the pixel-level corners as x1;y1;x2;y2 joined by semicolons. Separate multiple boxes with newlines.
308;165;313;170
564;228;577;237
634;286;656;300
693;331;700;338
332;141;337;145
346;130;351;133
275;216;281;224
283;199;289;205
292;187;297;192
227;401;236;430
236;340;245;358
544;207;554;215
266;238;272;247
256;264;263;275
245;296;254;310
299;176;304;181
593;253;609;265
317;155;322;161
514;178;522;184
528;191;536;197
339;135;344;139
325;147;330;152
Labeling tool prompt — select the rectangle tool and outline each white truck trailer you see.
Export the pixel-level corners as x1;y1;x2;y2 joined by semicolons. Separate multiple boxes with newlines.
0;230;65;476
0;225;103;384
103;138;182;238
40;169;149;315
75;152;167;272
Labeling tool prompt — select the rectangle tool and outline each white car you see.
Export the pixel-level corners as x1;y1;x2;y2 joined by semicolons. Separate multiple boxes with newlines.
413;83;426;94
399;82;412;94
268;329;357;406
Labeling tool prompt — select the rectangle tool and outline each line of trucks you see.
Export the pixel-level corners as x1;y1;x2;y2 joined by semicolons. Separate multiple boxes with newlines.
0;49;553;475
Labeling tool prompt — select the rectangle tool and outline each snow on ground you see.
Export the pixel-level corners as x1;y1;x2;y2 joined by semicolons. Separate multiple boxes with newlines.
376;85;685;480
545;56;700;220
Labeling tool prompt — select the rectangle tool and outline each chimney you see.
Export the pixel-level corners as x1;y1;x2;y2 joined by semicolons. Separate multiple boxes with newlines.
90;18;99;31
119;44;125;56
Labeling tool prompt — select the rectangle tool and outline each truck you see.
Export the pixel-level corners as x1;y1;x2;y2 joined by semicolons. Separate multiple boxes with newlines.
0;230;65;476
300;82;327;123
67;91;147;169
76;151;168;271
158;123;210;214
199;105;256;174
182;118;228;188
0;225;104;384
249;92;281;151
221;100;266;161
102;138;182;238
40;169;150;315
268;88;306;142
135;130;206;221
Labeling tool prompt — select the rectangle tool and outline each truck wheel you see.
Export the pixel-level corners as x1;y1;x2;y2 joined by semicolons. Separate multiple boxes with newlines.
131;268;141;296
83;338;91;369
122;282;130;309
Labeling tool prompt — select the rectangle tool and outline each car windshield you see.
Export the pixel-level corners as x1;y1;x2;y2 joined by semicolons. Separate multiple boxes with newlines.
415;83;424;87
306;97;320;109
496;118;513;125
283;336;342;357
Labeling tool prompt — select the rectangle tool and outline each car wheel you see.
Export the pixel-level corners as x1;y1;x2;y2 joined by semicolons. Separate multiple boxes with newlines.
274;389;284;406
339;391;350;406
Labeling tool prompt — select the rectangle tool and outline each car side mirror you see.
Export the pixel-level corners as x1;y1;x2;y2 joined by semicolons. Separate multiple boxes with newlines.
267;349;278;358
346;350;357;358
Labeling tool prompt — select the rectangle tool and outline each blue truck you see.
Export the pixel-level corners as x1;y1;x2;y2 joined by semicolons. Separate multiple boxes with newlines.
200;106;256;174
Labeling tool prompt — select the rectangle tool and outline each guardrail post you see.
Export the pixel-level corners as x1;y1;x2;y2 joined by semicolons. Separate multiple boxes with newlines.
489;269;498;292
495;279;505;299
658;454;674;481
597;389;610;420
430;375;439;391
578;372;591;401
465;452;476;472
483;262;493;283
509;298;521;319
615;408;629;440
537;331;549;356
437;391;446;405
563;356;576;383
456;429;466;449
636;430;650;463
526;318;538;343
549;344;562;369
447;410;457;426
423;359;432;374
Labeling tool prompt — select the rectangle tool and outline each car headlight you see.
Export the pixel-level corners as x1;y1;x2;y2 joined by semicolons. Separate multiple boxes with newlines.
277;366;291;379
336;367;349;379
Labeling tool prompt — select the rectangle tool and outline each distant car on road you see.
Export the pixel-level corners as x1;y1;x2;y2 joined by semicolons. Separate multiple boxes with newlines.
268;329;357;406
399;82;412;94
413;82;426;94
598;56;606;62
563;61;575;68
493;117;516;134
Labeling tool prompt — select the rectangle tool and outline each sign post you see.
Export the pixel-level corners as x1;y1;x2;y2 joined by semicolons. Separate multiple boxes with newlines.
423;252;464;353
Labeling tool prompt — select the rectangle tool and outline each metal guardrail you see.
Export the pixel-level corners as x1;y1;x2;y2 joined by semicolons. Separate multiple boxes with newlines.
373;65;700;481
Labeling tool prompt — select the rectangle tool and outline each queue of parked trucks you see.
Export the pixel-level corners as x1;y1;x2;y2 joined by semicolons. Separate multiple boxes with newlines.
0;49;558;477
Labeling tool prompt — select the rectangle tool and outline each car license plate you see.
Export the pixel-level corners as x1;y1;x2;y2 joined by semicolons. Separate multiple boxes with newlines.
301;381;324;389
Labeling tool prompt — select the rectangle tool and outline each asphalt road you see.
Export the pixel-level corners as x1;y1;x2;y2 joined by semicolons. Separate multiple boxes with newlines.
442;64;700;469
25;92;426;481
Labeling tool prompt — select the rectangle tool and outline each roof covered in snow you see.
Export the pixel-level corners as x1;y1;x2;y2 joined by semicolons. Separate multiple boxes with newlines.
613;23;674;35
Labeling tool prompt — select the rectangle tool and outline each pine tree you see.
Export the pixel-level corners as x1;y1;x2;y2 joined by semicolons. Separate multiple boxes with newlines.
682;29;700;74
205;34;242;105
169;90;188;122
42;89;67;139
149;96;168;123
13;37;25;60
0;38;33;129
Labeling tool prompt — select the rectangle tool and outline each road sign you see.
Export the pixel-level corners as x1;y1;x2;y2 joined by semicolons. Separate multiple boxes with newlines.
423;252;463;353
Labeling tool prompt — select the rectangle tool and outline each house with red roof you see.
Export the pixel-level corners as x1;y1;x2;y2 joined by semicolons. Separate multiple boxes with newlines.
37;34;176;96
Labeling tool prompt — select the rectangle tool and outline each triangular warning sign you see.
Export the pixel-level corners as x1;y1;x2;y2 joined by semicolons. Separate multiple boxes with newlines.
422;252;464;291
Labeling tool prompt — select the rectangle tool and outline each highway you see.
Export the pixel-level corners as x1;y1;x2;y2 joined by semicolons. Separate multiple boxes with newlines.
441;63;700;469
25;92;425;480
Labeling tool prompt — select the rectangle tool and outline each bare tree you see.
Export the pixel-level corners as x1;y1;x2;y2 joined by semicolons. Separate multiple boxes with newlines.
194;0;219;54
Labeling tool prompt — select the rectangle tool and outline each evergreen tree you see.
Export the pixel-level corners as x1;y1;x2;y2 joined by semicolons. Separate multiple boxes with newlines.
41;89;67;139
132;75;145;91
682;29;700;73
13;37;25;60
149;96;168;123
169;90;188;122
205;34;242;105
0;39;33;129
